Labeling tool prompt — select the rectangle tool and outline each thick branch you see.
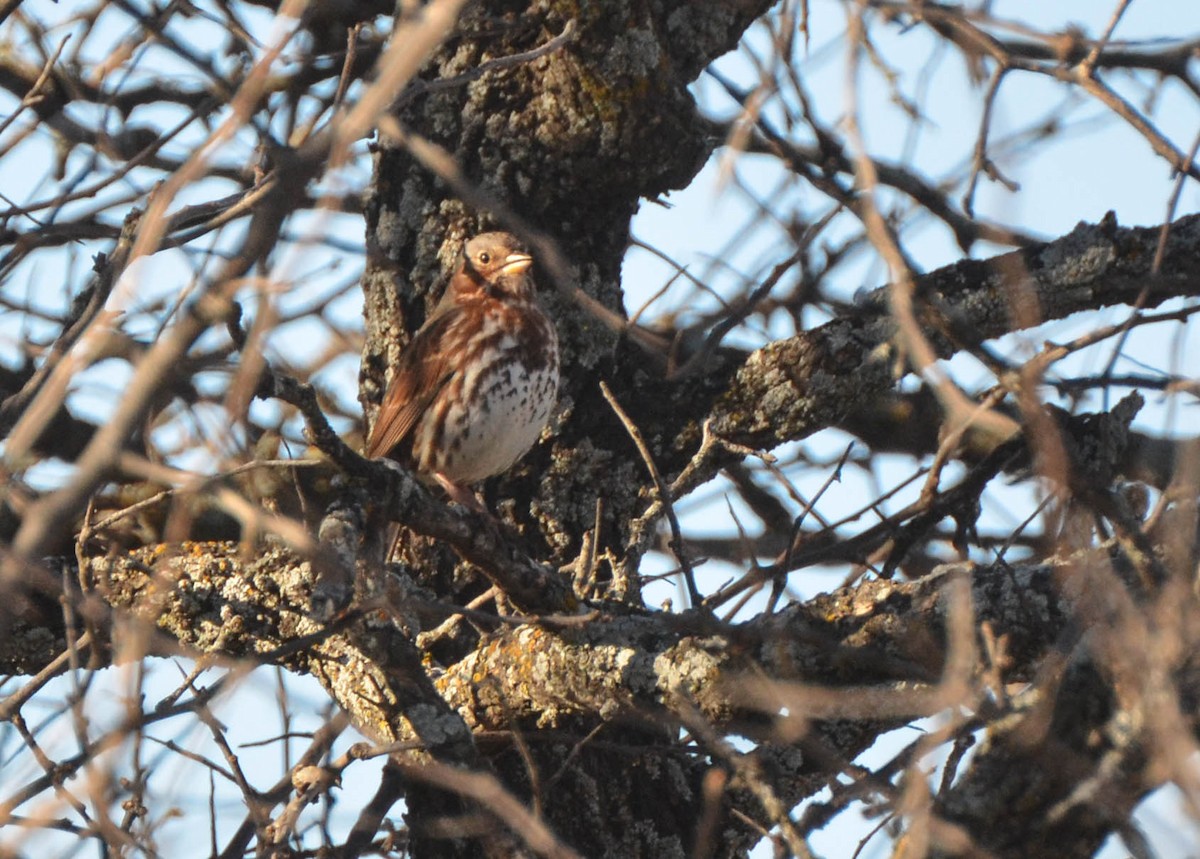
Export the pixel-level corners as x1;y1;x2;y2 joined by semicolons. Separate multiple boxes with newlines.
700;213;1200;455
7;529;1190;858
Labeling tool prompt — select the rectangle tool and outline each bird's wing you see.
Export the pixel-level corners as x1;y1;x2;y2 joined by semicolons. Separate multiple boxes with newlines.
365;306;460;460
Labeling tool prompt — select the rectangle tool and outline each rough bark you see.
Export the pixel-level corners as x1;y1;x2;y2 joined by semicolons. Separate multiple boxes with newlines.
10;530;1179;858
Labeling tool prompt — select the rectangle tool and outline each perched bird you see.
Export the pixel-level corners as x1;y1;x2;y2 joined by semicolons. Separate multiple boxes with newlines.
366;232;560;509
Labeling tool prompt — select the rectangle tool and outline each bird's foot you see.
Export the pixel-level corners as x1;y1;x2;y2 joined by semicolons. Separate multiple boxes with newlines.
434;474;490;515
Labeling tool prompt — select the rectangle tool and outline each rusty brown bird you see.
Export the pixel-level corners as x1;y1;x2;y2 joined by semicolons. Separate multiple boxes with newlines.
366;232;560;508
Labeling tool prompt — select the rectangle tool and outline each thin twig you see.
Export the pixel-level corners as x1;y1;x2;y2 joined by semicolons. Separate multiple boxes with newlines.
600;381;701;607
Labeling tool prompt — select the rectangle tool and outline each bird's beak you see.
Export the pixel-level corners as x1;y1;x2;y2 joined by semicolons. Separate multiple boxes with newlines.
500;253;533;276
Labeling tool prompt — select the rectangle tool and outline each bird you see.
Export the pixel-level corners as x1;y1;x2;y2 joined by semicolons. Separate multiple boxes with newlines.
365;232;560;510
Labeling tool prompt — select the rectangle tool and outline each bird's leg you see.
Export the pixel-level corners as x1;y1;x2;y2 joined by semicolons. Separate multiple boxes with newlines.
434;473;489;514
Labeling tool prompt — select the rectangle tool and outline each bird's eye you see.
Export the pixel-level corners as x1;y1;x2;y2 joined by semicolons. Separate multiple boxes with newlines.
478;252;491;265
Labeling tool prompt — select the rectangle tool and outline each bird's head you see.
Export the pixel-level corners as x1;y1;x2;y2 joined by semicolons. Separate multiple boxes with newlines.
459;232;536;300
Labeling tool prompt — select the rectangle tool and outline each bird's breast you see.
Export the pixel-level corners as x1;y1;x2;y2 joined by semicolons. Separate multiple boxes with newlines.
413;301;559;484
